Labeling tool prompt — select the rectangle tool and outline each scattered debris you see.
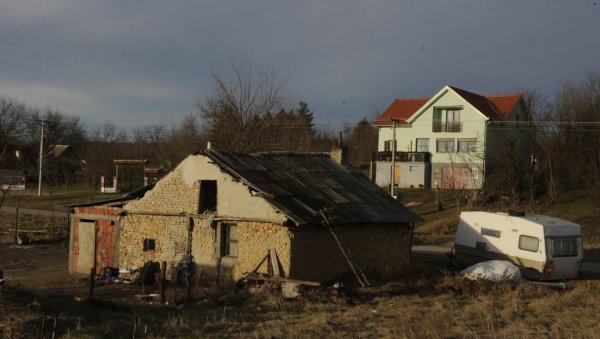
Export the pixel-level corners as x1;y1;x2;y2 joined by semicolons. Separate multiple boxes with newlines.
16;233;31;245
102;266;120;283
281;282;300;299
134;294;160;301
137;261;160;284
528;281;567;290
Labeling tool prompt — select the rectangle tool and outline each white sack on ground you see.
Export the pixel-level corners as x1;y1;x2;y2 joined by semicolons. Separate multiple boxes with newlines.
460;260;522;282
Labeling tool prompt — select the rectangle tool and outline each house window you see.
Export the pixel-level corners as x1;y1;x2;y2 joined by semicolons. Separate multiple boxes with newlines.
433;108;462;132
518;235;539;252
199;180;217;213
220;223;239;257
436;139;455;153
457;139;477;153
416;138;429;152
446;109;461;132
143;239;156;251
383;140;397;152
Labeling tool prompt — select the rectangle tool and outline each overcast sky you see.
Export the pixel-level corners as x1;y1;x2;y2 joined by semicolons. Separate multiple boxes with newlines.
1;1;599;131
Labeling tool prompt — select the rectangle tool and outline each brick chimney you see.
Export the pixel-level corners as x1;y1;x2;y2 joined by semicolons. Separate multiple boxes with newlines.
330;132;348;165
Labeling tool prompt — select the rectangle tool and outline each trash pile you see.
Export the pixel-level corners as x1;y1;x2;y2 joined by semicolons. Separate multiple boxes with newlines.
237;272;366;305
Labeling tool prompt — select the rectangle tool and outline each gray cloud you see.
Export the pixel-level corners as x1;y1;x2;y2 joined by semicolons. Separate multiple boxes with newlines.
0;1;599;130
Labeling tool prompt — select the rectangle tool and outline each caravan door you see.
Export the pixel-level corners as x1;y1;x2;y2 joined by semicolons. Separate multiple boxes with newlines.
544;236;583;280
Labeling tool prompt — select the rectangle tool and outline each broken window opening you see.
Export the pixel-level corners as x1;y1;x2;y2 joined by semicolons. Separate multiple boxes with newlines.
199;180;217;213
220;223;238;257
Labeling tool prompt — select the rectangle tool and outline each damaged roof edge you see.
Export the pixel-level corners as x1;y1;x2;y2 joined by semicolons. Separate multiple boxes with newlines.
69;182;156;209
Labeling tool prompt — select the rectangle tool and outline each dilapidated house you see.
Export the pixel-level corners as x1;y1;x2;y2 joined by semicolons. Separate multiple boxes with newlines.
69;147;421;283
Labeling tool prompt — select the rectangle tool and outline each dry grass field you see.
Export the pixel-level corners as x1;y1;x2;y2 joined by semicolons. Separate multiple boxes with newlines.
2;243;600;338
1;188;600;338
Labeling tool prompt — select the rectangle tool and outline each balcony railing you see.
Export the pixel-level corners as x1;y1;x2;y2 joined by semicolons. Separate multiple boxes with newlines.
432;122;462;133
374;151;431;163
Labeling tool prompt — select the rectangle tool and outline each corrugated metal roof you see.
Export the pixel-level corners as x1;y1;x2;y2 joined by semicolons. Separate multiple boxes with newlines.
206;150;422;225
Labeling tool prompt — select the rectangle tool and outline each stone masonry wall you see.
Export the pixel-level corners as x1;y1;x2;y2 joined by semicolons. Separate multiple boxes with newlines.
289;224;411;282
119;161;201;274
126;164;199;214
119;215;293;283
119;214;188;271
233;221;292;279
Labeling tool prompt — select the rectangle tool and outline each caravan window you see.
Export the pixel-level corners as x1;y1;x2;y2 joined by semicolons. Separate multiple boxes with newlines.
519;235;539;252
546;237;578;258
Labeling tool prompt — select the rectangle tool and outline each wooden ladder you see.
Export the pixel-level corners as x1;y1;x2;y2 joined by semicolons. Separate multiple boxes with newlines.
317;209;370;287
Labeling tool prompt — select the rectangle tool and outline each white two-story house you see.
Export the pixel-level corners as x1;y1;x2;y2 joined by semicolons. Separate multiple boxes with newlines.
373;85;528;191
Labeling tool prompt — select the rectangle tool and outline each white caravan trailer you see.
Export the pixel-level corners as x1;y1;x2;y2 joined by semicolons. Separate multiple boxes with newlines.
454;211;583;280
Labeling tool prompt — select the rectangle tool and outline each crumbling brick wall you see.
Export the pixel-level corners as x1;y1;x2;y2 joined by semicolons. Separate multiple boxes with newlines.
288;224;411;282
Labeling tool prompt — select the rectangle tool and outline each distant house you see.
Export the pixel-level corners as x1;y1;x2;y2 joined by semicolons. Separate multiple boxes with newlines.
0;145;36;190
44;145;82;184
69;147;421;283
374;85;529;190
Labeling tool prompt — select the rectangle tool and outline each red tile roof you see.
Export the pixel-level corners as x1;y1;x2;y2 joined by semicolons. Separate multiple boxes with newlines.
486;94;523;119
374;98;429;126
449;86;504;121
374;86;523;126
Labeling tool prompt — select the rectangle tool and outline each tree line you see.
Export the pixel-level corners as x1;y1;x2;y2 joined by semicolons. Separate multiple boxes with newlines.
485;73;600;206
0;63;378;190
1;62;599;207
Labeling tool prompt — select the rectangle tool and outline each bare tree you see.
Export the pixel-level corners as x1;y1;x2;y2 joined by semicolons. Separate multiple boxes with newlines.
89;121;128;143
0;96;27;161
343;117;378;167
553;73;600;202
199;61;289;152
0;95;27;209
166;113;206;163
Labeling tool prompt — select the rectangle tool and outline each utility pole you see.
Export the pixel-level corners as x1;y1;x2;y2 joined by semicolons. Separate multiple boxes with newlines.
37;120;48;196
390;118;401;197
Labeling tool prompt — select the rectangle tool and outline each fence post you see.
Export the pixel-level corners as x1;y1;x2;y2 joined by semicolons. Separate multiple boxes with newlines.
88;267;95;298
14;200;19;244
159;261;166;304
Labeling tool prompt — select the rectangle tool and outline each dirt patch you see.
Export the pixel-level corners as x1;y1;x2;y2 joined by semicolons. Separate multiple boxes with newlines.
0;243;153;300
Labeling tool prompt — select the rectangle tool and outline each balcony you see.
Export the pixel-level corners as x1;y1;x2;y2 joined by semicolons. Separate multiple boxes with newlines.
374;151;431;163
432;122;462;133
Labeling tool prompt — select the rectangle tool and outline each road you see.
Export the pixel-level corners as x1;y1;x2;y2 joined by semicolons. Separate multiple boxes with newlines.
411;245;600;274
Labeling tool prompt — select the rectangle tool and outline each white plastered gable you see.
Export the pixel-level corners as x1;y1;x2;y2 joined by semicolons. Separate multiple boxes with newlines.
406;85;491;123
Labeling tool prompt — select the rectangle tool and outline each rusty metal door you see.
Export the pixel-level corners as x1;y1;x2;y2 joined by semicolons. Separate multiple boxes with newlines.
96;220;117;271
